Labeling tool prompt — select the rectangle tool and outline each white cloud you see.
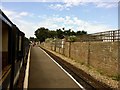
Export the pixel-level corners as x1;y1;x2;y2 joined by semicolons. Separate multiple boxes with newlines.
2;9;17;21
50;4;65;11
36;15;116;34
15;19;36;37
2;7;33;20
2;0;119;2
94;2;118;8
19;12;29;16
1;7;117;38
2;0;118;11
6;0;118;10
37;20;59;30
49;0;118;11
9;12;118;36
2;8;36;37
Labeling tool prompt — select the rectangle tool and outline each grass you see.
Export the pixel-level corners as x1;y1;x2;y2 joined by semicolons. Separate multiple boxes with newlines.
96;69;104;75
110;75;120;81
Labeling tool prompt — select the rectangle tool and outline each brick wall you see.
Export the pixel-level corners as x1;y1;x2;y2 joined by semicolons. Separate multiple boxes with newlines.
42;41;119;76
89;42;118;75
70;42;89;65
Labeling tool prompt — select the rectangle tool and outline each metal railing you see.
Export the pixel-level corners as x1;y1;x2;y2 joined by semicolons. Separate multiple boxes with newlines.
75;30;120;42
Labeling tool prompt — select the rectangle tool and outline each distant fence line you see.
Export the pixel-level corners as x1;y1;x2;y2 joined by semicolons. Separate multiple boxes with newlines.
47;30;120;49
66;30;120;42
63;30;120;42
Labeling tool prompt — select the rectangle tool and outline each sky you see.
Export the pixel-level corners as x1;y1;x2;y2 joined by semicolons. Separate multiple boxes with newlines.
1;0;119;38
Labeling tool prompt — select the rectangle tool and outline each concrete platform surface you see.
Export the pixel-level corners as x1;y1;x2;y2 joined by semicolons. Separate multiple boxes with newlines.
28;46;80;88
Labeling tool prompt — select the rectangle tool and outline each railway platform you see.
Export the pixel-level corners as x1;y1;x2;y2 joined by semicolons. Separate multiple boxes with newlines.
27;46;81;88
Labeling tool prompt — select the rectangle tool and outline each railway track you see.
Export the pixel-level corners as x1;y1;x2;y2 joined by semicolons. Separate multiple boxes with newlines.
41;47;112;90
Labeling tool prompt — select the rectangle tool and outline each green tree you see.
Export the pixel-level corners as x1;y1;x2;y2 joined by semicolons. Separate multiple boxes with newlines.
63;29;76;36
64;29;71;36
34;38;39;42
76;30;87;36
81;30;87;34
71;31;76;36
48;30;57;38
34;27;87;42
34;27;49;43
56;29;64;39
29;37;35;42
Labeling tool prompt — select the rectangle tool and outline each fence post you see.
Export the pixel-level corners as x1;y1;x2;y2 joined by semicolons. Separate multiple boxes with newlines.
54;39;56;51
113;31;115;42
61;39;64;55
87;38;90;66
69;42;71;58
63;46;64;56
51;43;52;50
118;30;120;80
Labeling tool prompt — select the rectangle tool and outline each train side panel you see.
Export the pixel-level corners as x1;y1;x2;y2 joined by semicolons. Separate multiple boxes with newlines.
1;10;30;89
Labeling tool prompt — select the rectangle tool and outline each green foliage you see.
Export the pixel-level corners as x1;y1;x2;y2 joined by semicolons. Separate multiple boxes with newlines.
68;36;77;42
45;38;54;43
76;30;87;36
64;30;71;36
34;27;87;43
111;75;120;81
56;29;64;39
48;30;57;38
71;31;76;36
29;37;35;41
29;37;39;42
34;38;39;42
63;29;76;36
34;27;49;43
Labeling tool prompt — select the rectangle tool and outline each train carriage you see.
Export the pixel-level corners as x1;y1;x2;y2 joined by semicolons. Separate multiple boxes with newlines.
0;9;29;89
1;10;13;89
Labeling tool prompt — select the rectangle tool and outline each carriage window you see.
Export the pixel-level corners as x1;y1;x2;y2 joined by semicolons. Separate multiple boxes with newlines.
19;36;22;51
2;27;8;52
2;22;9;70
16;35;18;52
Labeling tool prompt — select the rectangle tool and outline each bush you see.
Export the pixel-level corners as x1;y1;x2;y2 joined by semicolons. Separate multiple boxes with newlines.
68;36;77;42
45;38;54;43
111;74;120;81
